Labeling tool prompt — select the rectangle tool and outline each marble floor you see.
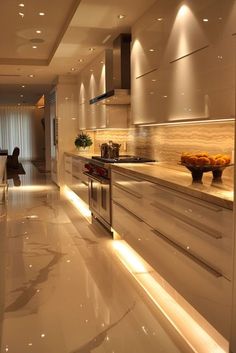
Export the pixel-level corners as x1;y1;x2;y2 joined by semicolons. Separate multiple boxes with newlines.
0;162;197;353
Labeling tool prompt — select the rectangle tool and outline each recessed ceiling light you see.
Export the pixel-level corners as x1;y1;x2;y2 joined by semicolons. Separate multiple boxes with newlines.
78;59;84;62
39;12;45;16
18;12;24;17
100;61;104;64
151;79;156;82
71;68;76;71
157;18;163;21
89;47;95;51
118;14;126;19
32;45;37;49
18;103;21;106
28;74;34;78
149;48;155;52
203;18;209;22
21;85;25;88
36;30;42;34
90;69;93;72
20;94;24;97
18;3;25;7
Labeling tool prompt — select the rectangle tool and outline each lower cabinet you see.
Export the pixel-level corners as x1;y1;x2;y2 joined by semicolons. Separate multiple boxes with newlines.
111;170;233;338
64;154;89;204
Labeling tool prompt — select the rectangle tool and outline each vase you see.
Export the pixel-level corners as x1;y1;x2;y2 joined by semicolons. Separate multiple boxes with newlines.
77;146;90;153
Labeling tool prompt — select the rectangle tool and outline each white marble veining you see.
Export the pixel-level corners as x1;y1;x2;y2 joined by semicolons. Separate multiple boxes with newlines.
0;162;194;353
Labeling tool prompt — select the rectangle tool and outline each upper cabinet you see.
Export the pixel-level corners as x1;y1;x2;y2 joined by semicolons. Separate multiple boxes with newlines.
78;50;128;129
131;0;236;125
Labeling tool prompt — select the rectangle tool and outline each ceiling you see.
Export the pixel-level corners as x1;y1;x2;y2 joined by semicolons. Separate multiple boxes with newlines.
0;0;156;105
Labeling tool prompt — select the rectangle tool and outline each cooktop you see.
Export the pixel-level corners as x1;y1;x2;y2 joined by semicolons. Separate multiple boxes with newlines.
92;156;155;163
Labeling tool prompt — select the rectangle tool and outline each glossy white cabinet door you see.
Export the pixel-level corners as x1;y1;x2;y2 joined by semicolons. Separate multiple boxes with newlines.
131;0;236;124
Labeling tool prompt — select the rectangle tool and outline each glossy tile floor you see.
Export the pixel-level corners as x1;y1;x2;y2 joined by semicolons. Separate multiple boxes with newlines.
0;162;193;353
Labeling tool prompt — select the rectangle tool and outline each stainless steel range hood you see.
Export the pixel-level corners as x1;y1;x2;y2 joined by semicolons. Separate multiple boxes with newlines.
89;33;131;105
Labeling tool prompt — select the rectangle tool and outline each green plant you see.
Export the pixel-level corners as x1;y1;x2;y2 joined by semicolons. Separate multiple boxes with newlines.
74;132;93;149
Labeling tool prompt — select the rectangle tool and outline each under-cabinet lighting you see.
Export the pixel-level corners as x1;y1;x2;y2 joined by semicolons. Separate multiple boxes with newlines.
112;239;228;353
139;118;235;127
63;186;91;220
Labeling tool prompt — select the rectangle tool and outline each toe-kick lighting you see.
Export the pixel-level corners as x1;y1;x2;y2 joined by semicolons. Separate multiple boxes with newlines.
112;240;228;353
63;186;91;220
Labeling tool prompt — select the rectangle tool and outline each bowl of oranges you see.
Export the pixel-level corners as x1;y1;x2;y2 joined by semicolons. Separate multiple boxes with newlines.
180;152;232;182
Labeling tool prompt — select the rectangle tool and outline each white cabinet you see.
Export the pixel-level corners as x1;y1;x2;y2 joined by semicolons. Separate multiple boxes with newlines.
64;154;89;204
131;0;236;124
111;169;233;338
78;50;128;130
71;157;89;204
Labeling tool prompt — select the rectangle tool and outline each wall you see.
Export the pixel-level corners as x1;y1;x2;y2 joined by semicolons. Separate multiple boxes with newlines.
33;107;45;160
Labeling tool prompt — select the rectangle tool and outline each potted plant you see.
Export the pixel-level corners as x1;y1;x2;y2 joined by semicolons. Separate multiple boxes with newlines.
74;132;93;151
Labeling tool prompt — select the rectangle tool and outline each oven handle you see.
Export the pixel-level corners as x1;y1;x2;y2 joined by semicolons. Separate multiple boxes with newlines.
84;172;110;185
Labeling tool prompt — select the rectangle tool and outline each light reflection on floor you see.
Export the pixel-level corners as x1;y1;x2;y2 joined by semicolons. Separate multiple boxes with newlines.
0;162;218;353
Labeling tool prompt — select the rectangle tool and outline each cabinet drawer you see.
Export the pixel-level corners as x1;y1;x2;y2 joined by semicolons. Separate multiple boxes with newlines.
142;198;232;280
112;184;145;221
112;201;232;338
143;181;233;239
64;156;72;173
112;171;145;197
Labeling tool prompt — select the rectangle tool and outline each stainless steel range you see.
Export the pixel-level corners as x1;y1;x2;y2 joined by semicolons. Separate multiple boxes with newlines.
84;156;155;230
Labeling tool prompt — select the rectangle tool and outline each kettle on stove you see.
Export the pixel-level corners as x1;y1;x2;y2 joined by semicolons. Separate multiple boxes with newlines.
100;140;121;159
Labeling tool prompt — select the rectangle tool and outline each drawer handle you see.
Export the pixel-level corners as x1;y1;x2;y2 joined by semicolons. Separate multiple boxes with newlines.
113;201;143;223
149;183;222;212
113;170;143;182
151;229;222;278
81;181;88;186
113;183;142;199
150;201;222;240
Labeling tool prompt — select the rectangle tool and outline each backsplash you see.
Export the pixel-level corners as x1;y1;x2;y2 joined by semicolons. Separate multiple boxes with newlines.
130;122;235;163
84;121;234;178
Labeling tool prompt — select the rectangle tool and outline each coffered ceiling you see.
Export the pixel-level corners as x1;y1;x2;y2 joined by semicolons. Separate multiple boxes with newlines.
0;0;156;104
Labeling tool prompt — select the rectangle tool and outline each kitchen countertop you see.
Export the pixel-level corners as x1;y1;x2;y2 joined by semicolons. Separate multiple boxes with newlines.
64;151;234;209
111;162;234;210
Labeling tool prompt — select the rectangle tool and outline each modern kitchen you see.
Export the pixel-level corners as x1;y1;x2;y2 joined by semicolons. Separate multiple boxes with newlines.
0;0;236;353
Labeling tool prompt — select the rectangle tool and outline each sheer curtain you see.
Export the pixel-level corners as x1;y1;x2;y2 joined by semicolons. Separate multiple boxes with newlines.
0;106;38;160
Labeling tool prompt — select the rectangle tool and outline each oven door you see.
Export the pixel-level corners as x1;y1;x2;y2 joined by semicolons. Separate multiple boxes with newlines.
86;173;111;227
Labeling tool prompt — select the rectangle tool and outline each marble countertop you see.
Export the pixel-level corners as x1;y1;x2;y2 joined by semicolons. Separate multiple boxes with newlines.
64;151;234;209
111;162;234;210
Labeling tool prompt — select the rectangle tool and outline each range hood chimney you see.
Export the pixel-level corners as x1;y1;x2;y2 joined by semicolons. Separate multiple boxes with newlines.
90;33;131;105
